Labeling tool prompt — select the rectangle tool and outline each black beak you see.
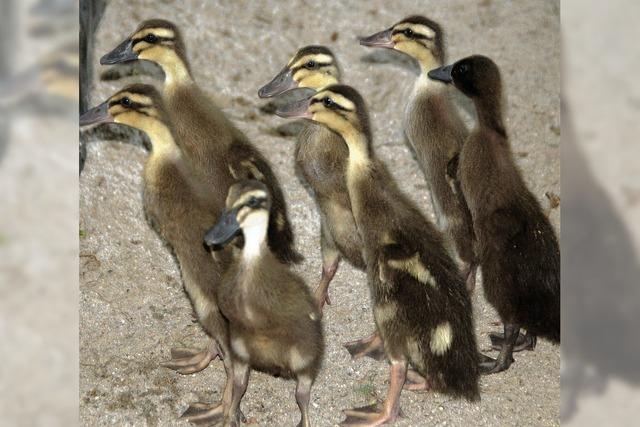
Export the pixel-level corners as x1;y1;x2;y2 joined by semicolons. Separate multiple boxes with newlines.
80;102;113;126
275;96;312;119
100;38;137;65
359;29;394;48
204;207;241;249
258;66;297;98
428;64;454;83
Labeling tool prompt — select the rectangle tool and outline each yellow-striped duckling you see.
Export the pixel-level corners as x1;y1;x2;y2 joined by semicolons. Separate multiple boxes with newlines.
204;180;323;427
360;16;477;291
100;19;302;265
429;55;560;373
80;84;235;424
277;85;479;425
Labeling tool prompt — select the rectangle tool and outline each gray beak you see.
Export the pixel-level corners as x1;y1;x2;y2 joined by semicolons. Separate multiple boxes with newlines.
100;38;137;65
275;96;312;119
258;66;297;98
359;29;394;48
204;207;241;250
80;102;113;126
428;64;454;83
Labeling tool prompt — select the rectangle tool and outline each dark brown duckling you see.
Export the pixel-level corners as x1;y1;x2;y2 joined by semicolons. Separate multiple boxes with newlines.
429;55;561;374
204;180;323;427
360;16;477;292
100;19;302;265
277;85;479;426
79;84;235;424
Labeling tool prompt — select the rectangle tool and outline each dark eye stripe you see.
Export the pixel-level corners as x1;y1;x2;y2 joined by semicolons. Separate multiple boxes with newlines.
291;62;333;73
108;99;154;116
392;29;432;40
309;98;352;112
132;36;174;47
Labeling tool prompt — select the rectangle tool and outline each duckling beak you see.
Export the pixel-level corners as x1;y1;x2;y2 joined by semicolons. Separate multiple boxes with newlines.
204;208;241;250
359;29;394;48
79;102;113;126
428;64;454;83
258;67;297;98
100;38;137;65
275;97;312;119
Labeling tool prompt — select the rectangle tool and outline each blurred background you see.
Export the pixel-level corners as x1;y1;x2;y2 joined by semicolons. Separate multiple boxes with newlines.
0;0;638;425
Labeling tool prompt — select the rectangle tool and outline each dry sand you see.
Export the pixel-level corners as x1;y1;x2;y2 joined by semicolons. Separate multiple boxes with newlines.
80;1;560;425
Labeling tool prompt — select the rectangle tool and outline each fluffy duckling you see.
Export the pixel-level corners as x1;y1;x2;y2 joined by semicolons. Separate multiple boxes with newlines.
259;46;365;310
80;84;234;424
277;85;479;426
259;46;387;362
100;19;301;265
429;55;560;373
204;180;323;427
360;16;477;291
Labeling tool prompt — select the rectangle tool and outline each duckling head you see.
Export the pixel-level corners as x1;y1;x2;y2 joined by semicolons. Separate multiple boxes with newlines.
100;19;191;84
204;181;272;255
275;84;371;143
258;45;340;98
428;55;502;100
360;15;444;71
80;84;170;140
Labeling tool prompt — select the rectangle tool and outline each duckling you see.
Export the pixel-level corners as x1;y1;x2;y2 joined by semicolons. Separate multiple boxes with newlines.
259;46;365;307
79;84;235;424
360;16;477;292
429;55;561;374
204;180;323;427
277;85;479;426
259;46;389;362
100;19;302;265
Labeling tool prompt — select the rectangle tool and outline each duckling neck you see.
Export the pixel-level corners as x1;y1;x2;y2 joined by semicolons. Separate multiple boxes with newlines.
241;224;268;264
144;121;179;159
474;96;506;136
159;51;194;89
417;53;443;77
414;56;446;92
342;131;372;171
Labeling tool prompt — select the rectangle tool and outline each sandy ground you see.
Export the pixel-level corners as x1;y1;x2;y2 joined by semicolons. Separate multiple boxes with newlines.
79;1;560;426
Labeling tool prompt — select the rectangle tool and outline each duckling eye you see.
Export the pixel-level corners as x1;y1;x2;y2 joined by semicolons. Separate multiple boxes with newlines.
458;63;469;74
306;60;317;69
323;97;334;108
121;97;132;107
247;197;260;208
403;28;414;38
144;34;158;44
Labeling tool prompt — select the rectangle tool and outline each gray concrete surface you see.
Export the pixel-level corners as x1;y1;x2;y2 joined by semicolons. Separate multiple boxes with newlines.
80;1;560;425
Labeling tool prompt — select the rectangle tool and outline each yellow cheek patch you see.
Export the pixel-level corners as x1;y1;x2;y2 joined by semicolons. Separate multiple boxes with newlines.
298;73;336;90
387;253;436;288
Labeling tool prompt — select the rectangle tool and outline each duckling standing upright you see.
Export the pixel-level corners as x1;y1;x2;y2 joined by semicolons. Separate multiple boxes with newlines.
360;16;477;291
259;46;387;361
100;19;301;265
429;55;561;373
278;85;479;426
80;84;235;423
204;180;323;427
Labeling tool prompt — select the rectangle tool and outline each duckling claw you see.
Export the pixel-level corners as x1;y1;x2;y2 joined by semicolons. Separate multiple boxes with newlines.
161;341;221;375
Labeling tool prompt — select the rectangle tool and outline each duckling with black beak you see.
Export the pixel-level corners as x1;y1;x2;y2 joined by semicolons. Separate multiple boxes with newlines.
204;180;324;427
80;84;237;424
360;16;477;292
259;46;385;361
429;55;560;374
277;86;479;426
101;19;302;265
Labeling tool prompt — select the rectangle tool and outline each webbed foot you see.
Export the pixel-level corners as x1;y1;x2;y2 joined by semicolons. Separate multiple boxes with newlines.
161;340;221;375
343;333;385;361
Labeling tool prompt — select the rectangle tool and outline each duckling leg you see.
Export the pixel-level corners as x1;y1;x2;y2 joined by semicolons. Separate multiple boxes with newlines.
223;361;250;427
489;330;537;352
403;368;430;391
314;231;341;313
295;374;314;427
341;359;407;426
161;338;221;374
479;323;519;374
179;352;235;425
343;332;386;361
